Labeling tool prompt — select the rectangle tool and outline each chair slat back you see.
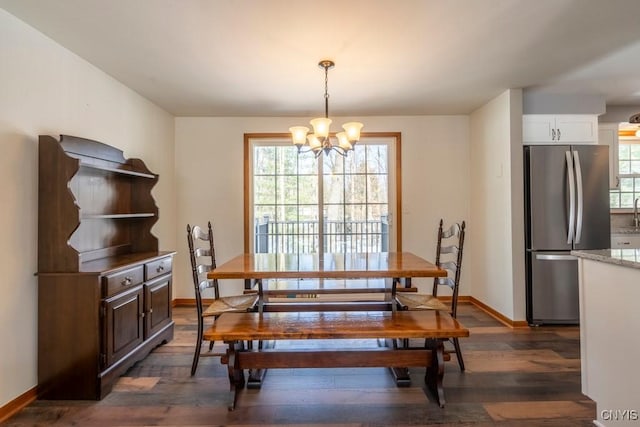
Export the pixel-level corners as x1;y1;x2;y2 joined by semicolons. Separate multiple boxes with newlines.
432;219;466;318
187;222;220;318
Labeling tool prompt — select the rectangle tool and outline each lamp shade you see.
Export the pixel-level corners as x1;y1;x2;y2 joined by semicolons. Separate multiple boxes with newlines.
290;126;309;146
307;134;322;150
310;118;332;138
342;122;364;141
336;132;352;150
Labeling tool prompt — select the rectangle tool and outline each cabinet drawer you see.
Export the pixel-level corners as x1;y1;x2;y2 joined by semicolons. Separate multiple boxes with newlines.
145;256;172;281
611;234;640;249
103;265;144;297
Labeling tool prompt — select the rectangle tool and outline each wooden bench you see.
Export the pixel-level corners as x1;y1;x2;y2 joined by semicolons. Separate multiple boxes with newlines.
203;310;469;410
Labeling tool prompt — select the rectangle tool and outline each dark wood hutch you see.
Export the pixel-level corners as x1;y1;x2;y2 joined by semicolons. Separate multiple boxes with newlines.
37;135;174;399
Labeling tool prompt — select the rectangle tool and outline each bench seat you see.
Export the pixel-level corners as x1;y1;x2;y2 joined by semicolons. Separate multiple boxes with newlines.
204;310;469;410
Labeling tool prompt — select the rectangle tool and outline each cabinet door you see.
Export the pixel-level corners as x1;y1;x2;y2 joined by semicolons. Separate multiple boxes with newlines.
555;115;597;143
144;275;172;339
103;285;144;367
523;115;555;143
598;123;619;189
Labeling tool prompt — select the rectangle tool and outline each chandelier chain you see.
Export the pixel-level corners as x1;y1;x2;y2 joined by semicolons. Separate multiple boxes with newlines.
324;64;330;118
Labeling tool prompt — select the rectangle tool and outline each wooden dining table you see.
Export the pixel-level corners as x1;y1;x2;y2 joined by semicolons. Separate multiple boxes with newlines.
208;251;447;312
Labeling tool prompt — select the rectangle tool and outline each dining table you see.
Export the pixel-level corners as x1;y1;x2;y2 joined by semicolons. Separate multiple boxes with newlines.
208;251;447;312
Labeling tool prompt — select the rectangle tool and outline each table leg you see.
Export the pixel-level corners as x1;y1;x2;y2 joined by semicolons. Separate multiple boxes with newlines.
225;341;245;411
425;339;446;407
384;338;412;386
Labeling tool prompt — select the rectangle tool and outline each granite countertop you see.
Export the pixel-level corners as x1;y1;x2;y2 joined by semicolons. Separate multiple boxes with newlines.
572;249;640;269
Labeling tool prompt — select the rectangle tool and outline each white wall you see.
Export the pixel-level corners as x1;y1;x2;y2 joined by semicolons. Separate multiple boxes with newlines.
469;89;526;321
174;116;470;300
0;9;175;407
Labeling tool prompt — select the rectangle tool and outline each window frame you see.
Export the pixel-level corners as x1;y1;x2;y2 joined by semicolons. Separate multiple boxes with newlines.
243;132;402;253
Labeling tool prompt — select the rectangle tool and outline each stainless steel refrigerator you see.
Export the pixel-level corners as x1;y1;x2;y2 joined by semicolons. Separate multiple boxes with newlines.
524;144;610;325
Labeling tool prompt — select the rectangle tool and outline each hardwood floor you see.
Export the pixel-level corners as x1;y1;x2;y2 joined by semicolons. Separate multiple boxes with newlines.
3;304;595;426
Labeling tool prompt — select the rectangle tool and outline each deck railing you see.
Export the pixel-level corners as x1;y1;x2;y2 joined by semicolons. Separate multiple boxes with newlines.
254;217;389;253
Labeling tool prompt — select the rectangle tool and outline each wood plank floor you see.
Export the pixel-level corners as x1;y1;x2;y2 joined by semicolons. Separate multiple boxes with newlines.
3;304;595;426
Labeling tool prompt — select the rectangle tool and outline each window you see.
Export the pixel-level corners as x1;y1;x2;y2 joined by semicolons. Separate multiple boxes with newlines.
610;139;640;209
244;133;401;254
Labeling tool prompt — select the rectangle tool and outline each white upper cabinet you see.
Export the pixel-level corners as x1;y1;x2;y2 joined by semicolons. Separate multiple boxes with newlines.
523;114;598;144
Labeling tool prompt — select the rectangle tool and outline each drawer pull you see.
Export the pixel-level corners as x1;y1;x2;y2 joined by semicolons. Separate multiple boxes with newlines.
156;264;165;273
121;277;132;286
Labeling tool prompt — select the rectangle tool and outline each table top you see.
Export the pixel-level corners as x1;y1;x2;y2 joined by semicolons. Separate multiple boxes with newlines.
203;310;469;341
208;252;446;280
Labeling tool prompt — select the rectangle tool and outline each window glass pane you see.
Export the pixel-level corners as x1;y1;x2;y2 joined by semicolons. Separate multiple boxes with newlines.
367;175;388;203
610;192;620;209
298;204;318;221
298;153;317;175
254;146;275;175
254;206;275;224
621;192;634;208
254;176;275;204
630;144;640;160
619;143;631;160
619;160;630;174
345;146;366;174
323;152;344;175
297;175;318;204
620;177;634;192
276;146;298;175
344;175;367;203
366;145;388;174
368;204;389;221
323;175;344;203
630;161;640;174
279;176;299;204
345;204;367;221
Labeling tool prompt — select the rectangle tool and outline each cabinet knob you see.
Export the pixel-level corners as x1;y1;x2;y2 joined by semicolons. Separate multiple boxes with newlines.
156;264;164;273
557;128;561;141
552;129;556;140
121;277;132;286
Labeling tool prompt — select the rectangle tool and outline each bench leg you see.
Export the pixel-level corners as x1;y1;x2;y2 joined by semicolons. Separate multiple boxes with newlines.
247;340;275;388
225;341;245;411
425;339;446;407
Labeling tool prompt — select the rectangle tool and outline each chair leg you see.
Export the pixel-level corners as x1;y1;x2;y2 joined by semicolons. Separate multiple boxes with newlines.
452;337;465;372
191;320;204;376
209;340;215;351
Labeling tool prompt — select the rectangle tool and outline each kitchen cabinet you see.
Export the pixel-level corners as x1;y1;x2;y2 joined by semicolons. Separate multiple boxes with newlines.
598;123;620;190
37;134;175;400
523;114;598;144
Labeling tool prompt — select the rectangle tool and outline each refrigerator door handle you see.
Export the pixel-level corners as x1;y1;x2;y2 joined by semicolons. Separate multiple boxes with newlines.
573;150;583;244
535;254;577;261
565;151;576;244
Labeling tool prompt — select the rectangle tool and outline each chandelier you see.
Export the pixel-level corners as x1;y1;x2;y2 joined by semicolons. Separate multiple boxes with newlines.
289;60;363;157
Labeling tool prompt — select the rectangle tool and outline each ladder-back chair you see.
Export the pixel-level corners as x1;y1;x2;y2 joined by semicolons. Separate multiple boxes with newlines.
186;222;258;376
396;219;466;371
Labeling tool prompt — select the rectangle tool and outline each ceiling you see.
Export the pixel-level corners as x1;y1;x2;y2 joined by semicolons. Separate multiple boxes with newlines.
2;0;640;117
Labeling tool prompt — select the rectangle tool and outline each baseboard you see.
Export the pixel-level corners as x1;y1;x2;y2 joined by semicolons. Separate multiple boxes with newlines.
468;296;529;328
0;386;37;423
